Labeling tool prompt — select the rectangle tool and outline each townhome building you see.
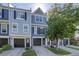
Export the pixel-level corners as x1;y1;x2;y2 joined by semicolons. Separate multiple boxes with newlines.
0;5;48;48
31;8;48;46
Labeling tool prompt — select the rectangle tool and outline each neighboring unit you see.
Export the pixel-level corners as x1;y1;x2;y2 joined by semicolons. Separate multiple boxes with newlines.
0;6;48;48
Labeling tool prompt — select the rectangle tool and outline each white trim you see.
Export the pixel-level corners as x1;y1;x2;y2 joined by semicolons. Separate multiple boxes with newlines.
0;36;9;38
1;23;8;34
0;9;2;18
12;22;18;33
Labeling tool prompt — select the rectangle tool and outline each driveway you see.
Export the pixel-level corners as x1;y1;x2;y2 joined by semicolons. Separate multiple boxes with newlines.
0;48;24;56
32;46;56;56
59;46;79;56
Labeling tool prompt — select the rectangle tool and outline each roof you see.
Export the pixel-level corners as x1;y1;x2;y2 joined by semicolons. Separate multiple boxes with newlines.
0;5;31;12
33;7;45;15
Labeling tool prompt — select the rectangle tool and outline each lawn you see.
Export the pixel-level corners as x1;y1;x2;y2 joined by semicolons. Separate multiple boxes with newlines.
48;47;70;55
22;48;37;56
67;46;79;50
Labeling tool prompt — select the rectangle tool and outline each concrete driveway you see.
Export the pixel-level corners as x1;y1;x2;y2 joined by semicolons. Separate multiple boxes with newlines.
32;46;56;56
59;46;79;56
0;48;24;56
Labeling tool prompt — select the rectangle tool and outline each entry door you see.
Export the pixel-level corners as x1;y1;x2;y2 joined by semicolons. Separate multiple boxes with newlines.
33;38;41;46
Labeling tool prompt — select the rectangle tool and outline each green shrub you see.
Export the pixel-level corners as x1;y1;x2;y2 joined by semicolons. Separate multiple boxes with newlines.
0;48;3;53
2;44;12;51
22;48;37;56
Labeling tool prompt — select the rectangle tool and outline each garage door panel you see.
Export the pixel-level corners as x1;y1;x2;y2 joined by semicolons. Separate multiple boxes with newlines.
14;39;24;47
33;38;41;46
0;38;8;47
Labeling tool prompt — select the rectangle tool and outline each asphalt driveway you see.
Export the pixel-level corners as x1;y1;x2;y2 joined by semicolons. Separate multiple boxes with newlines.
0;48;24;56
32;46;56;56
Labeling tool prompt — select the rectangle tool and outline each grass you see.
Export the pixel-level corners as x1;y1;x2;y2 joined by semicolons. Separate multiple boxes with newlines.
67;46;79;50
0;44;12;53
22;48;37;56
0;48;3;53
48;47;70;55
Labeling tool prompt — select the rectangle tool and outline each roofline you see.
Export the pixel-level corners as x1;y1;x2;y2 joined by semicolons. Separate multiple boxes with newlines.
0;5;31;12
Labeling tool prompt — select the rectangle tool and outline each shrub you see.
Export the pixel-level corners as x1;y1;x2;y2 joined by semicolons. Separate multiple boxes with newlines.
2;44;12;51
22;48;37;56
0;48;3;53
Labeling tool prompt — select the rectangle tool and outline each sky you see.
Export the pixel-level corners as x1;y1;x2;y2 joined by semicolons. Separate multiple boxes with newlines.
2;3;53;13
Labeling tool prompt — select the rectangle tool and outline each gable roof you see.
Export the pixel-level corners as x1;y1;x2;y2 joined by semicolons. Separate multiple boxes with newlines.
33;7;45;15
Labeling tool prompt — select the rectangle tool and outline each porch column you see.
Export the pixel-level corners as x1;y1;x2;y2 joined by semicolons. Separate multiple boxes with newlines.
50;40;51;46
31;38;33;47
30;38;32;47
8;37;10;44
68;38;70;46
62;40;64;46
10;38;14;48
41;38;43;46
24;38;26;48
45;38;48;46
58;39;61;47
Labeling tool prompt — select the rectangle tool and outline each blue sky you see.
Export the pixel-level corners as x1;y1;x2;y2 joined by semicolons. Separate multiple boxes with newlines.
2;3;53;12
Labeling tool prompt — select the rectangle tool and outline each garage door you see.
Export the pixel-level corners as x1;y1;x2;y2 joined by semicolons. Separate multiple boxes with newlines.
33;38;41;46
0;38;8;47
14;39;24;47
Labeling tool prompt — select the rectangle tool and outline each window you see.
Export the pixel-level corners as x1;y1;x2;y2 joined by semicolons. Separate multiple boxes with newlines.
12;23;18;33
1;24;7;34
36;16;42;23
0;9;2;18
23;24;28;33
43;17;47;23
31;15;35;23
39;16;42;22
36;16;39;21
37;27;44;35
32;27;34;34
16;11;25;20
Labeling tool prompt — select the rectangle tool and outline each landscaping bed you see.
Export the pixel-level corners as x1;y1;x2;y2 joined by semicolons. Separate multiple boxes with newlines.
22;48;37;56
48;47;70;55
0;44;12;53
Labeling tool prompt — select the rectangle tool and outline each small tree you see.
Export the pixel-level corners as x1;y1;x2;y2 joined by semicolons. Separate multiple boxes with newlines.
48;3;79;48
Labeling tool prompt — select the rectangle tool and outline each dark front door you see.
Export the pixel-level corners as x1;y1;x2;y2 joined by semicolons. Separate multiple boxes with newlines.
14;39;24;47
33;38;41;46
0;38;8;47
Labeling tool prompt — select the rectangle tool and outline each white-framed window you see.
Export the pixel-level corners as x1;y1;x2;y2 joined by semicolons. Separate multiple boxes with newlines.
0;9;2;18
12;23;18;33
23;24;28;33
36;15;43;23
16;11;25;20
1;24;7;34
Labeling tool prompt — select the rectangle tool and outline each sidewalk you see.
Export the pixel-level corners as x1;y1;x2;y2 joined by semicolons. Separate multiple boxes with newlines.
59;46;79;56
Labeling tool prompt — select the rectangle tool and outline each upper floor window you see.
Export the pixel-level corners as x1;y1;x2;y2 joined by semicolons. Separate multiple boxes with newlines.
16;11;25;20
37;27;44;35
43;17;47;23
14;10;27;20
31;15;35;23
36;16;42;23
12;23;18;33
1;24;7;34
23;24;28;33
0;9;2;18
